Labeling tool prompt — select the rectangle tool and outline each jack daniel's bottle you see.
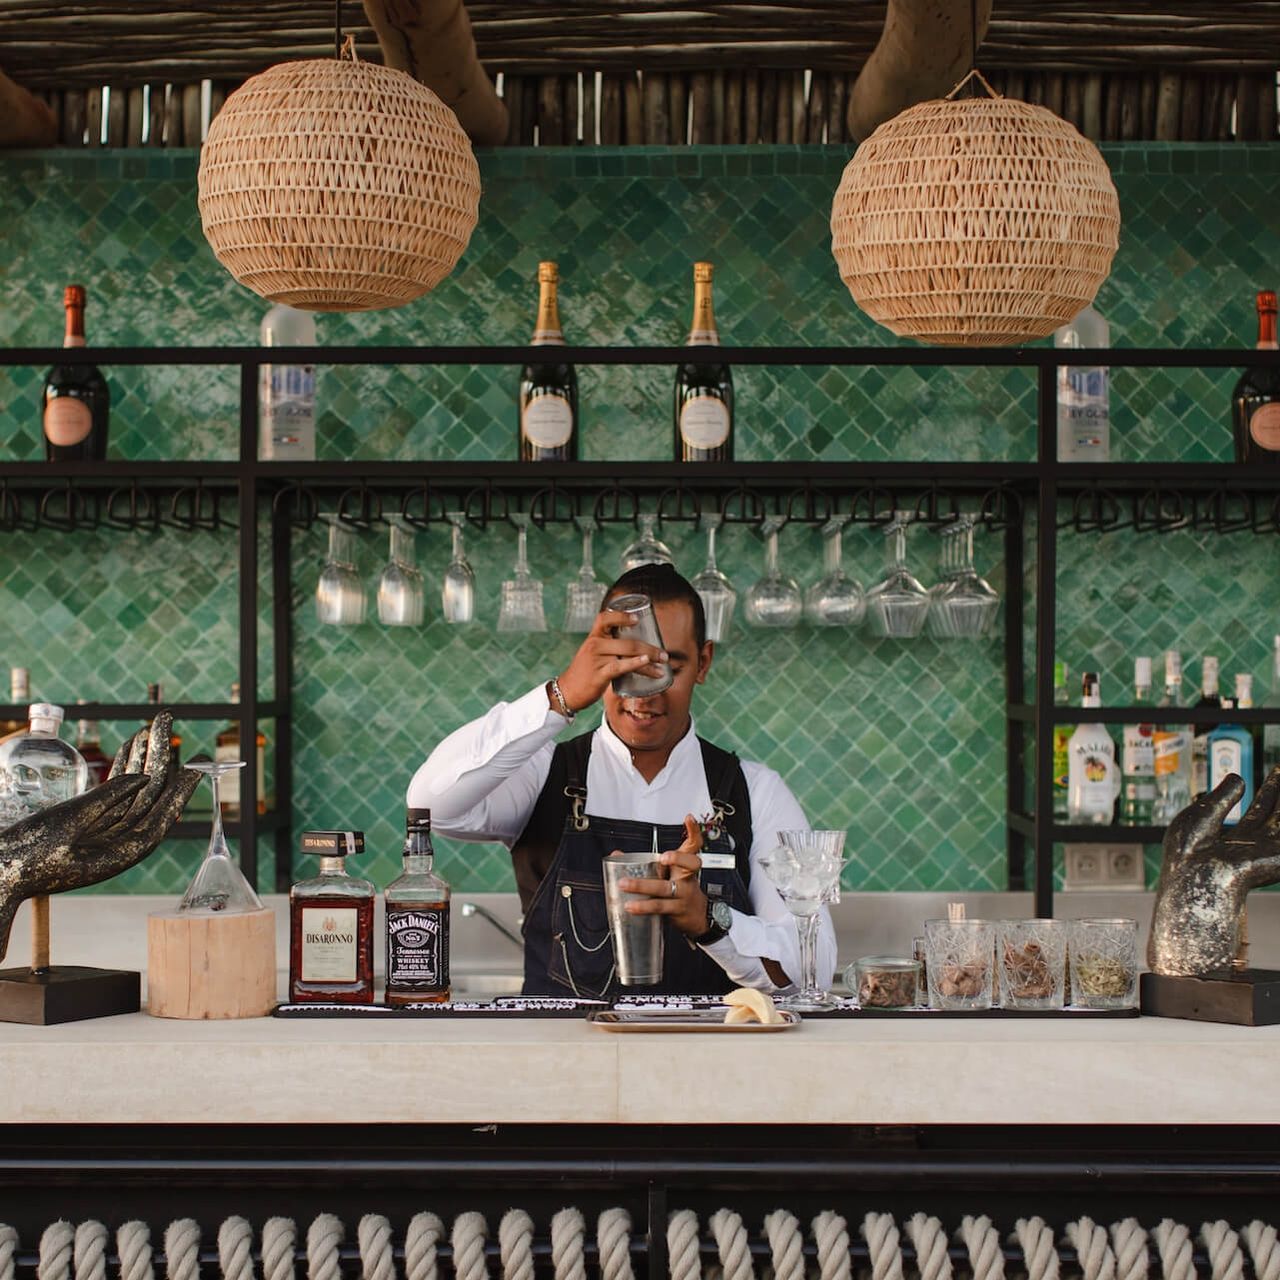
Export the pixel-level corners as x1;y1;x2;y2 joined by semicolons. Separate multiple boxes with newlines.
674;262;734;462
384;809;451;1006
518;262;578;462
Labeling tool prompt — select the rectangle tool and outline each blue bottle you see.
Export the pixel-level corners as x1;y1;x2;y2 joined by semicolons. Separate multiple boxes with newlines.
1207;674;1255;825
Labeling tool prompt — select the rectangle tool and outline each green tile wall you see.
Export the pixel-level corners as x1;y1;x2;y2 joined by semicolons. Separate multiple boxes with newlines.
0;142;1277;897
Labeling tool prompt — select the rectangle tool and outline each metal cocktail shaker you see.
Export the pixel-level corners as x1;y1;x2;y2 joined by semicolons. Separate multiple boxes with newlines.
608;593;674;698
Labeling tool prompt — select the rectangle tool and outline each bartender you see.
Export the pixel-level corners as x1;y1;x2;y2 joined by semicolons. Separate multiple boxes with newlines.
408;562;837;998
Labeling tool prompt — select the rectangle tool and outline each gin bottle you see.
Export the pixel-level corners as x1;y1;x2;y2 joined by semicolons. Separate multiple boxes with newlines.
1120;657;1155;826
288;830;375;1004
1208;675;1255;825
0;703;88;830
385;809;451;1006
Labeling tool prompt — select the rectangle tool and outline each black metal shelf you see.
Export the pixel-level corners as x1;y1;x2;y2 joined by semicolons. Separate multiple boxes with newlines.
1008;813;1165;845
171;812;287;841
1008;703;1280;725
0;702;286;721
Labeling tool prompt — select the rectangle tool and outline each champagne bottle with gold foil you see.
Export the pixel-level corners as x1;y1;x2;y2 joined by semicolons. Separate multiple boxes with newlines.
42;285;109;462
674;262;734;462
518;262;578;462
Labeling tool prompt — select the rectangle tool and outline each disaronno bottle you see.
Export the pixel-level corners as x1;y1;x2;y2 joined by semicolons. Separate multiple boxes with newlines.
288;830;374;1004
384;809;451;1006
674;262;734;462
518;261;578;462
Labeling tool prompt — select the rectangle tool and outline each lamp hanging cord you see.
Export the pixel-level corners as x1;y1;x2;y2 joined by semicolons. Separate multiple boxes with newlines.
334;0;342;60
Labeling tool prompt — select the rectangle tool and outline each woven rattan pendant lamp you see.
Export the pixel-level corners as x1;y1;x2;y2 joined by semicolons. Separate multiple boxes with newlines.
830;69;1120;346
197;20;481;312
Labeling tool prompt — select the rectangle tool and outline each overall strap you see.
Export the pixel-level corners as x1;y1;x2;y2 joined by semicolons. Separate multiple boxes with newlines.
510;730;595;914
697;737;754;873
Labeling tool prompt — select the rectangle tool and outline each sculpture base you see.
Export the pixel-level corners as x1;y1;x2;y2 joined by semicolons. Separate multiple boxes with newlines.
0;965;141;1025
1140;968;1280;1026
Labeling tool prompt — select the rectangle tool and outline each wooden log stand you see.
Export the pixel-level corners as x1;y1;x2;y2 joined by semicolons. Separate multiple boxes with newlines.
147;907;276;1020
0;896;141;1026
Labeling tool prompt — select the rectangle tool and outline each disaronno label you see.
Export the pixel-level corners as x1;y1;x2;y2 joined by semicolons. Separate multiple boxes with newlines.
300;830;365;856
301;907;358;982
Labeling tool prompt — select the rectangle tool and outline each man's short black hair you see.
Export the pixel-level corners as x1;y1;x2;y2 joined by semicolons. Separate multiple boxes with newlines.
606;562;707;650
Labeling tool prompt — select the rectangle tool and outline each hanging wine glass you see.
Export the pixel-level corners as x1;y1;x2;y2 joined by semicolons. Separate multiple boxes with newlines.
179;761;264;913
619;513;673;573
441;510;476;625
315;514;365;625
865;511;930;638
804;515;865;627
497;512;547;633
376;515;425;626
690;514;736;643
563;518;605;632
744;516;802;628
925;521;960;639
939;514;1001;638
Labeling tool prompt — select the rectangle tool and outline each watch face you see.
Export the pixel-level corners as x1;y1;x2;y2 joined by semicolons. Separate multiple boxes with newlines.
711;900;733;930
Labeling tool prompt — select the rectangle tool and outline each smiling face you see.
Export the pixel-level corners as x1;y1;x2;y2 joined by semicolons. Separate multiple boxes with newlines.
602;596;713;770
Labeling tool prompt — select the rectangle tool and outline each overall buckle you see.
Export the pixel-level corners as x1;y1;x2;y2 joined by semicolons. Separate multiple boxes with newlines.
564;785;590;832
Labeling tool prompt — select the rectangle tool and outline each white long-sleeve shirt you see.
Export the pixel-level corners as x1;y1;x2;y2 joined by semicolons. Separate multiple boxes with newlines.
407;683;837;992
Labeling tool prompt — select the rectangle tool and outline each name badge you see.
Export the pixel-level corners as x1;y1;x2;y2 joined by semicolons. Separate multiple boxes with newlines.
700;852;736;871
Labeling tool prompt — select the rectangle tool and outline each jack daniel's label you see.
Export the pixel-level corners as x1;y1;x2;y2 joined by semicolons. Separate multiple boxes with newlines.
300;907;358;982
387;906;450;989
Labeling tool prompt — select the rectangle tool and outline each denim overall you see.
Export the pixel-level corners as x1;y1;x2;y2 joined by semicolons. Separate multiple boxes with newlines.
512;731;754;998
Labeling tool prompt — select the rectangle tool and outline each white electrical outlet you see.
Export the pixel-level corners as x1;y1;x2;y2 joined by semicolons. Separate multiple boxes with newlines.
1063;844;1146;891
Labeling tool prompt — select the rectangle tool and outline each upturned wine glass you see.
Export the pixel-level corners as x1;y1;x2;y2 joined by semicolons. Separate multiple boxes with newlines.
759;829;845;1011
441;510;476;625
939;514;1001;638
690;514;737;643
619;513;673;573
497;513;547;633
865;511;930;639
563;518;605;632
376;515;425;626
804;515;865;627
925;522;960;639
744;516;802;628
179;761;264;914
315;514;366;625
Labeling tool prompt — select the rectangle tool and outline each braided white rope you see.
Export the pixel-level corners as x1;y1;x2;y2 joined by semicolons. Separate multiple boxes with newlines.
217;1217;254;1280
906;1215;951;1280
1154;1221;1196;1280
260;1220;296;1280
710;1210;754;1280
958;1217;1005;1280
668;1210;702;1280
452;1213;489;1280
0;1225;16;1280
596;1209;633;1280
1011;1219;1057;1280
1243;1222;1280;1280
1199;1223;1244;1280
38;1222;73;1280
813;1212;852;1280
306;1216;344;1280
1065;1218;1115;1280
551;1209;586;1280
499;1211;534;1280
861;1215;903;1280
358;1216;395;1280
404;1214;444;1280
763;1212;803;1280
163;1221;200;1280
1110;1220;1148;1280
117;1223;153;1280
74;1221;107;1280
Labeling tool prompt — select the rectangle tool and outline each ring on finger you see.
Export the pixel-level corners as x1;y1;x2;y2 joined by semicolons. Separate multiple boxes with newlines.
669;879;678;898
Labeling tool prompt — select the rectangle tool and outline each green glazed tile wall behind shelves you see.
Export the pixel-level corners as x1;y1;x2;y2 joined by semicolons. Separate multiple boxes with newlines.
0;143;1278;897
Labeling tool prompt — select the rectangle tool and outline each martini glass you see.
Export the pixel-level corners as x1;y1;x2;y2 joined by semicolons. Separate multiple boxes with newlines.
690;515;737;643
619;513;673;572
759;829;845;1011
179;761;263;913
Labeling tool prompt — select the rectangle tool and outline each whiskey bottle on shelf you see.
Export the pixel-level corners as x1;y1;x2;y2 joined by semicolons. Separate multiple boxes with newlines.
0;668;30;741
260;303;316;461
215;682;266;821
289;830;374;1004
1120;657;1155;826
1232;290;1280;464
42;284;109;462
518;261;578;462
384;808;451;1006
674;262;734;463
74;702;113;789
1191;654;1222;798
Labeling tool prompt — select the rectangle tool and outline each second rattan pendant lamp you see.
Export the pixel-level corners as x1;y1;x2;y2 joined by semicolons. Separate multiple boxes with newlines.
197;8;481;312
831;21;1121;347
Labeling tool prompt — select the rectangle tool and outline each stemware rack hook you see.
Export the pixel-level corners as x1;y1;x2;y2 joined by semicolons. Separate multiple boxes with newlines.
529;484;579;531
591;485;639;527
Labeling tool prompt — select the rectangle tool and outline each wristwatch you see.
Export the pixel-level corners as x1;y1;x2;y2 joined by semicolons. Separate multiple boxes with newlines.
692;899;733;947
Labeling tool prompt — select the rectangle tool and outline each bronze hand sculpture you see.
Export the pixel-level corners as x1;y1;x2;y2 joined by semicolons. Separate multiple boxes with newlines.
1148;768;1280;976
0;712;201;963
